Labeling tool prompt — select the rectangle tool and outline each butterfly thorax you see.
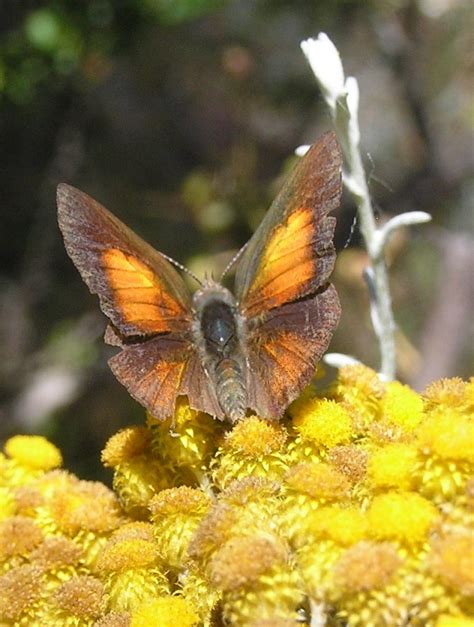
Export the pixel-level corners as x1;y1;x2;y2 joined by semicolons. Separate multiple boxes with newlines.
192;282;247;422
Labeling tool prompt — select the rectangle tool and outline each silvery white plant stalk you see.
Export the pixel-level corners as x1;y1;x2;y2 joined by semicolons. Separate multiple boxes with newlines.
301;33;431;379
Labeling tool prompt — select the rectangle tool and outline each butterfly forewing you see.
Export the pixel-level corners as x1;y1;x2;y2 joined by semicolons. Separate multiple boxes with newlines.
57;184;192;337
235;131;342;317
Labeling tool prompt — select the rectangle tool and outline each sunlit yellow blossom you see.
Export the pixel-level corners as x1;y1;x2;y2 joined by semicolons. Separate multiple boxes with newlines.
1;373;473;625
149;486;211;569
297;506;368;548
148;398;221;468
367;443;419;490
5;435;63;471
178;566;221;623
296;539;344;601
96;611;131;626
0;488;15;521
292;399;352;449
29;535;83;571
436;615;474;627
112;454;174;517
48;478;124;537
367;492;438;544
211;416;289;489
131;596;199;627
210;535;304;625
334;541;402;592
381;381;424;432
417;410;474;462
96;536;169;612
0;515;44;564
430;533;474;596
328;445;368;484
327;364;385;426
190;478;282;569
52;574;106;622
417;456;471;503
286;462;350;501
0;564;44;623
101;426;151;468
423;377;473;414
12;484;44;515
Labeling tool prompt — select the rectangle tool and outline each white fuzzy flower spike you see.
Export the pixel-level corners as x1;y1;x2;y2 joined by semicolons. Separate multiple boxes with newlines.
301;34;345;109
300;33;432;380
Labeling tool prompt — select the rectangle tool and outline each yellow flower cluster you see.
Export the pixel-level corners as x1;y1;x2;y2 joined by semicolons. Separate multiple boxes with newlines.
0;368;473;626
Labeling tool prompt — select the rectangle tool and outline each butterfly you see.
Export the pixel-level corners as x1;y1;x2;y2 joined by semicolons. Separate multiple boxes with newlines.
57;131;342;423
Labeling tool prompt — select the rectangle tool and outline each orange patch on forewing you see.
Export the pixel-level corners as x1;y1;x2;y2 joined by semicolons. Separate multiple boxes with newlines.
245;207;317;314
101;248;187;333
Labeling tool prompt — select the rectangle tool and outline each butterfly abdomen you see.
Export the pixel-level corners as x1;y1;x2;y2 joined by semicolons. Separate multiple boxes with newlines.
214;357;247;422
193;283;248;422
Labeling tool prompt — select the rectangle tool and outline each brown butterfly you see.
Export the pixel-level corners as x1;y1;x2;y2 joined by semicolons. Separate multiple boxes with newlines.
57;131;342;422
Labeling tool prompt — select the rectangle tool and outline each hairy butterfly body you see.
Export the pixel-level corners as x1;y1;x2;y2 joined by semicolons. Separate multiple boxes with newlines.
57;131;342;422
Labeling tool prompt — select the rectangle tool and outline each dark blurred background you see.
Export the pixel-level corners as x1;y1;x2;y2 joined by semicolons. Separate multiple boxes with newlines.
0;0;472;479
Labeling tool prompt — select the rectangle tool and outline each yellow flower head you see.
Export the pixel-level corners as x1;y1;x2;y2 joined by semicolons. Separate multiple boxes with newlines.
327;445;368;485
367;492;438;545
4;435;62;472
285;462;351;502
367;443;419;490
0;488;16;521
48;478;124;536
29;536;83;571
430;533;474;596
209;535;303;624
423;377;473;414
148;397;221;468
112;454;174;517
436;615;474;627
101;426;151;468
95;535;169;614
334;541;402;592
189;478;281;568
0;564;44;623
209;534;288;591
0;515;43;563
178;566;221;624
149;487;211;570
381;381;424;432
53;575;106;622
131;596;198;627
328;364;385;425
211;416;289;489
95;537;160;575
300;506;368;548
292;399;352;448
417;410;474;462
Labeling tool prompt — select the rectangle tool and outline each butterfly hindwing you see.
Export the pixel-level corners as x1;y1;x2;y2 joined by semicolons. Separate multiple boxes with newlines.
235;131;342;317
57;184;192;337
246;284;341;418
108;335;192;420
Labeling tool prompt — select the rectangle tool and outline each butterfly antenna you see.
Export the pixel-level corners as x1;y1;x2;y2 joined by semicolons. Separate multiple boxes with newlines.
219;241;249;281
158;252;202;286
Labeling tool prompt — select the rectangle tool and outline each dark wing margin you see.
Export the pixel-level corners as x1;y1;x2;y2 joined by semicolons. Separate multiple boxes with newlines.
57;183;192;337
235;132;342;317
246;285;341;419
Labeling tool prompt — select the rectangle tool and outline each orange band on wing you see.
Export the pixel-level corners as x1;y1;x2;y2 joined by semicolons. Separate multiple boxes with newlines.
242;207;316;315
102;248;189;333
